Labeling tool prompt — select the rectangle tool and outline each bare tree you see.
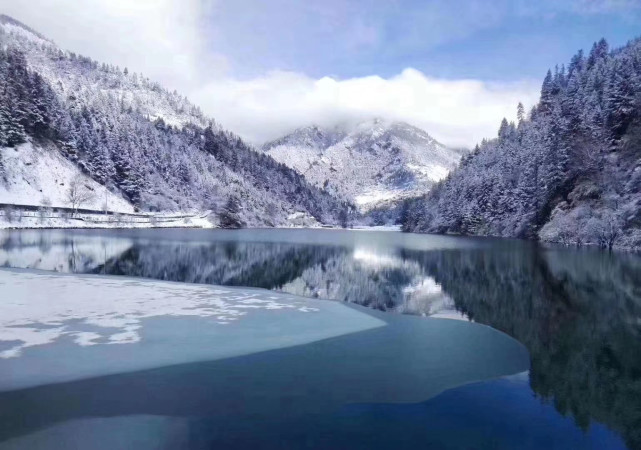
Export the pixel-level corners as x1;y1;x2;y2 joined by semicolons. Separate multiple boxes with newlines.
583;209;622;249
66;180;94;216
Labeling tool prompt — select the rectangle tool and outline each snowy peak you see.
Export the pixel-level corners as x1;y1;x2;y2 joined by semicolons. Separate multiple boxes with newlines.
342;119;450;160
262;119;464;211
348;118;412;143
263;125;346;151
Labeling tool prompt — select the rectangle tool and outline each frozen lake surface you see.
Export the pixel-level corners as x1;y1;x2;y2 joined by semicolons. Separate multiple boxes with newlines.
0;228;638;449
0;269;385;389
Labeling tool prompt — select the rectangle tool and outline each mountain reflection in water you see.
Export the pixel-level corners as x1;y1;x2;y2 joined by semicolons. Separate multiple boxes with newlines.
1;228;640;448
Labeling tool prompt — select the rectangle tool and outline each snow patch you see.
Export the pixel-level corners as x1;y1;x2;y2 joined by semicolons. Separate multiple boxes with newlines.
355;190;402;207
407;163;450;182
0;270;348;359
0;142;134;213
0;209;213;230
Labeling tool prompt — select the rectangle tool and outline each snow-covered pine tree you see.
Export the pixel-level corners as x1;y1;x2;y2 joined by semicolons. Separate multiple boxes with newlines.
403;36;641;249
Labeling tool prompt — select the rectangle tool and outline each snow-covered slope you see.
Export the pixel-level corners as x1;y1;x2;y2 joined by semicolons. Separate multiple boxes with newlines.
0;142;134;213
0;15;349;227
0;14;208;130
262;119;465;211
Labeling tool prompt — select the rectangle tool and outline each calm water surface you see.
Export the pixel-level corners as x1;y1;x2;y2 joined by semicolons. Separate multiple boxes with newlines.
0;228;640;449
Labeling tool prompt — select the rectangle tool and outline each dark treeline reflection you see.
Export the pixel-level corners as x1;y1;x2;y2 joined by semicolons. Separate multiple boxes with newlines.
405;247;641;449
1;229;640;446
96;242;342;290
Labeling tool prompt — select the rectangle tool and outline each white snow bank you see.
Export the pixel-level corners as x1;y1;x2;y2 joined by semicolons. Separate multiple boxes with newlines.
0;209;213;230
0;142;135;213
286;211;322;228
407;163;450;182
355;190;402;207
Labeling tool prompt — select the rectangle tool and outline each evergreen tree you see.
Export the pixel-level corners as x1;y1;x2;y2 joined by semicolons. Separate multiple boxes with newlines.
403;36;641;249
219;196;244;229
517;102;525;124
540;70;554;113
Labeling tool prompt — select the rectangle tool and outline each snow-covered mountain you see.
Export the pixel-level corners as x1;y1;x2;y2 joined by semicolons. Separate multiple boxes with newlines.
0;14;208;130
262;119;465;211
402;37;641;250
0;14;350;227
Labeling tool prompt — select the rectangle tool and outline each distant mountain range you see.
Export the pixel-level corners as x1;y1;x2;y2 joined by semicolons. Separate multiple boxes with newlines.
262;119;465;211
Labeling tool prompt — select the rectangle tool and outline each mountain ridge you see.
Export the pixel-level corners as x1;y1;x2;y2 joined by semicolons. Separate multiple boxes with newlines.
262;118;465;212
0;14;50;43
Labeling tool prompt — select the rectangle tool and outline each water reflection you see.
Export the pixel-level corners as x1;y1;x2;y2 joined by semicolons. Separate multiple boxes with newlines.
0;230;460;316
1;229;641;448
409;247;641;449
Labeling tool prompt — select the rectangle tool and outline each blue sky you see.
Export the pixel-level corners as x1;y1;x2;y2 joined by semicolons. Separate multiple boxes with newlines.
207;0;641;81
3;0;641;146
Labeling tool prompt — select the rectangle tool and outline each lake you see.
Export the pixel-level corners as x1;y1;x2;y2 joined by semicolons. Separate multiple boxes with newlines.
0;228;640;449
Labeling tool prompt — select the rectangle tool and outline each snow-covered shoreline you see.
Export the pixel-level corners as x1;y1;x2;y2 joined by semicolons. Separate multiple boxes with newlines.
0;142;136;214
0;142;215;229
0;207;214;230
0;209;339;230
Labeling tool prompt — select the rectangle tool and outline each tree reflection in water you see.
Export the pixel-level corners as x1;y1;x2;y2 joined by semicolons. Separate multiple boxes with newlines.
406;247;641;449
1;230;640;447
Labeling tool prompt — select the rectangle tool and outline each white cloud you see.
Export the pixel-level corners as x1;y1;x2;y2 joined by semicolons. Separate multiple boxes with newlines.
0;0;540;148
194;69;540;148
0;0;223;91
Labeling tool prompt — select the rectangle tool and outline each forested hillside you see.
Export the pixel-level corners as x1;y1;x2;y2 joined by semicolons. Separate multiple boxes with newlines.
0;15;350;227
402;37;641;250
